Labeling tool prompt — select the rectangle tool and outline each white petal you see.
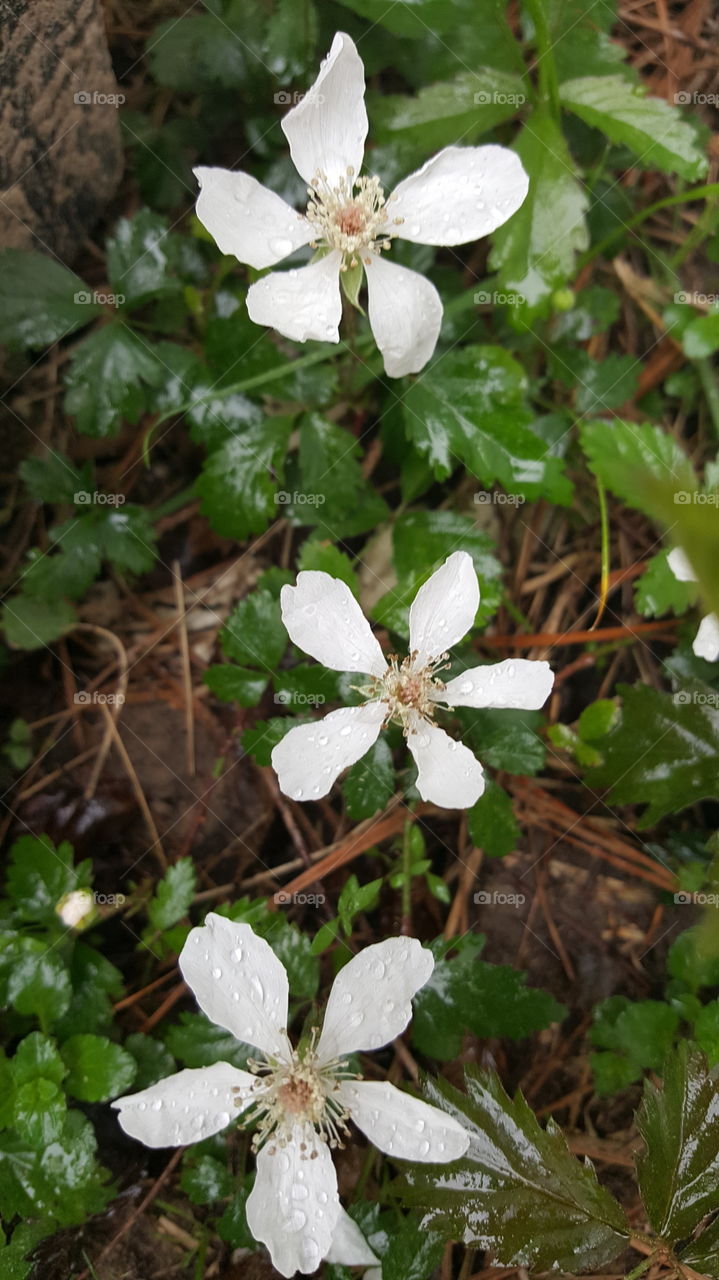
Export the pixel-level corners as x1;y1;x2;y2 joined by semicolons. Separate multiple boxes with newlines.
281;573;387;677
339;1080;469;1163
438;659;554;710
112;1063;254;1148
694;613;719;662
281;32;367;188
408;551;479;665
325;1209;380;1268
317;936;433;1062
388;144;528;246
271;702;386;803
364;251;442;378
667;547;697;583
406;714;484;809
179;915;289;1061
193;167;312;269
246;1124;340;1277
247;251;342;343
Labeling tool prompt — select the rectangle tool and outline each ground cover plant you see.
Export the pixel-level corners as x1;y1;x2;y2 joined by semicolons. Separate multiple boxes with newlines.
0;0;719;1277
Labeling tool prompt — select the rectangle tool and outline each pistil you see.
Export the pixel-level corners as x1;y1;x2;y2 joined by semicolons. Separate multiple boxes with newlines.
305;166;403;266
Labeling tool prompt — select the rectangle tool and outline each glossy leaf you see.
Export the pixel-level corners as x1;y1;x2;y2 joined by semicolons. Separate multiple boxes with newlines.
0;251;99;348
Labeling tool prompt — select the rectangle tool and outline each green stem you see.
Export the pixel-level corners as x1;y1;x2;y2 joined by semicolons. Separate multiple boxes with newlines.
525;0;560;118
580;182;719;267
694;357;719;439
596;477;610;625
623;1253;658;1280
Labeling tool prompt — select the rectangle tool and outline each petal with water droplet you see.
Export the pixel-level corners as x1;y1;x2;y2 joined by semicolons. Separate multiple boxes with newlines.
386;143;528;246
406;712;484;809
193;167;312;269
317;936;433;1062
694;612;719;662
180;915;290;1060
281;32;367;189
271;702;386;802
112;1062;254;1148
364;251;443;378
247;251;342;344
280;572;387;676
339;1079;469;1162
246;1123;340;1277
325;1208;380;1268
408;551;479;665
437;658;554;710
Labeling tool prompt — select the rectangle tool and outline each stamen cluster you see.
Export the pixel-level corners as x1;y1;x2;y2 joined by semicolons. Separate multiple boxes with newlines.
305;167;402;265
358;651;452;733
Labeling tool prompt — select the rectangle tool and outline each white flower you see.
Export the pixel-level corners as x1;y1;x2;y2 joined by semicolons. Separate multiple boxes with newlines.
271;551;554;810
193;31;528;378
55;888;95;930
667;548;719;662
325;1208;381;1277
113;913;469;1278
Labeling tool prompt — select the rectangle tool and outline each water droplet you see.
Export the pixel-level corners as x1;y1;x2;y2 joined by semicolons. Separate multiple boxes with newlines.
269;236;294;257
138;1102;147;1112
232;947;243;962
282;1209;307;1233
419;1138;430;1156
294;1183;309;1200
460;679;474;695
318;734;329;746
342;992;353;1005
212;966;222;980
339;725;352;737
251;974;265;1001
294;788;304;799
373;960;386;979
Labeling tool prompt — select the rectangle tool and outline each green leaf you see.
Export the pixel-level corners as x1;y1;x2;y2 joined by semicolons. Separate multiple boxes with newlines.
637;1043;719;1240
180;1153;233;1204
0;935;72;1026
560;76;708;181
37;1110;111;1224
196;417;293;539
1;595;76;650
63;324;163;437
577;699;619;740
165;1012;252;1070
124;1033;176;1090
412;937;564;1059
372;68;527;153
298;542;360;595
6;834;86;925
287;414;389;537
148;859;196;931
693;1002;719;1066
343;738;395;820
679;1211;719;1274
11;1033;66;1088
490;108;589;312
217;1178;255;1248
403;346;572;500
636;550;697;618
0;1222;51;1279
147;11;255;91
272;664;343;712
337;875;383;935
682;311;719;358
0;250;100;349
549;0;631;81
242;716;313;767
381;1213;444;1280
580;420;695;519
467;782;520;857
589;681;719;826
262;920;320;1001
667;925;719;992
462;707;547;775
13;1079;66;1147
204;665;269;706
591;1051;643;1095
401;1067;628;1270
220;588;287;670
53;942;124;1039
106;210;183;306
590;996;679;1081
19;452;88;505
60;1034;136;1102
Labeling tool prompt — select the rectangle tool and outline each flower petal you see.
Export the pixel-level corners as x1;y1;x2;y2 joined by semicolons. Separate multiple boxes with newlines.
193;167;312;269
667;547;697;583
112;1062;254;1148
408;550;479;665
438;659;554;710
339;1079;469;1163
325;1209;380;1268
271;702;387;803
387;144;528;245
246;1123;340;1277
406;714;484;809
364;251;442;377
246;251;342;343
179;915;289;1061
694;613;719;662
281;32;367;188
281;572;387;677
317;936;433;1062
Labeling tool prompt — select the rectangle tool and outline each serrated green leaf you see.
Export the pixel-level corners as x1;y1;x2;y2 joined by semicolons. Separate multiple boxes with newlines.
148;859;196;931
580;419;695;519
6;834;86;925
19;452;88;505
63;325;163;437
467;781;520;857
0;935;72;1026
400;1067;628;1270
636;550;697;617
164;1012;252;1069
637;1043;719;1240
298;542;360;595
60;1034;136;1102
343;738;395;820
13;1079;66;1147
0;250;100;349
372;68;527;153
180;1152;233;1204
220;588;287;670
106;210;183;306
560;76;708;180
204;665;269;706
1;594;76;650
461;707;546;775
679;1210;719;1274
124;1033;176;1091
196;417;293;539
11;1033;66;1088
683;311;719;359
286;414;389;537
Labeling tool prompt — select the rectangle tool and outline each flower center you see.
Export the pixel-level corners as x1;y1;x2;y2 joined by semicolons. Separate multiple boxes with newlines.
305;167;403;266
357;651;451;734
234;1030;355;1155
